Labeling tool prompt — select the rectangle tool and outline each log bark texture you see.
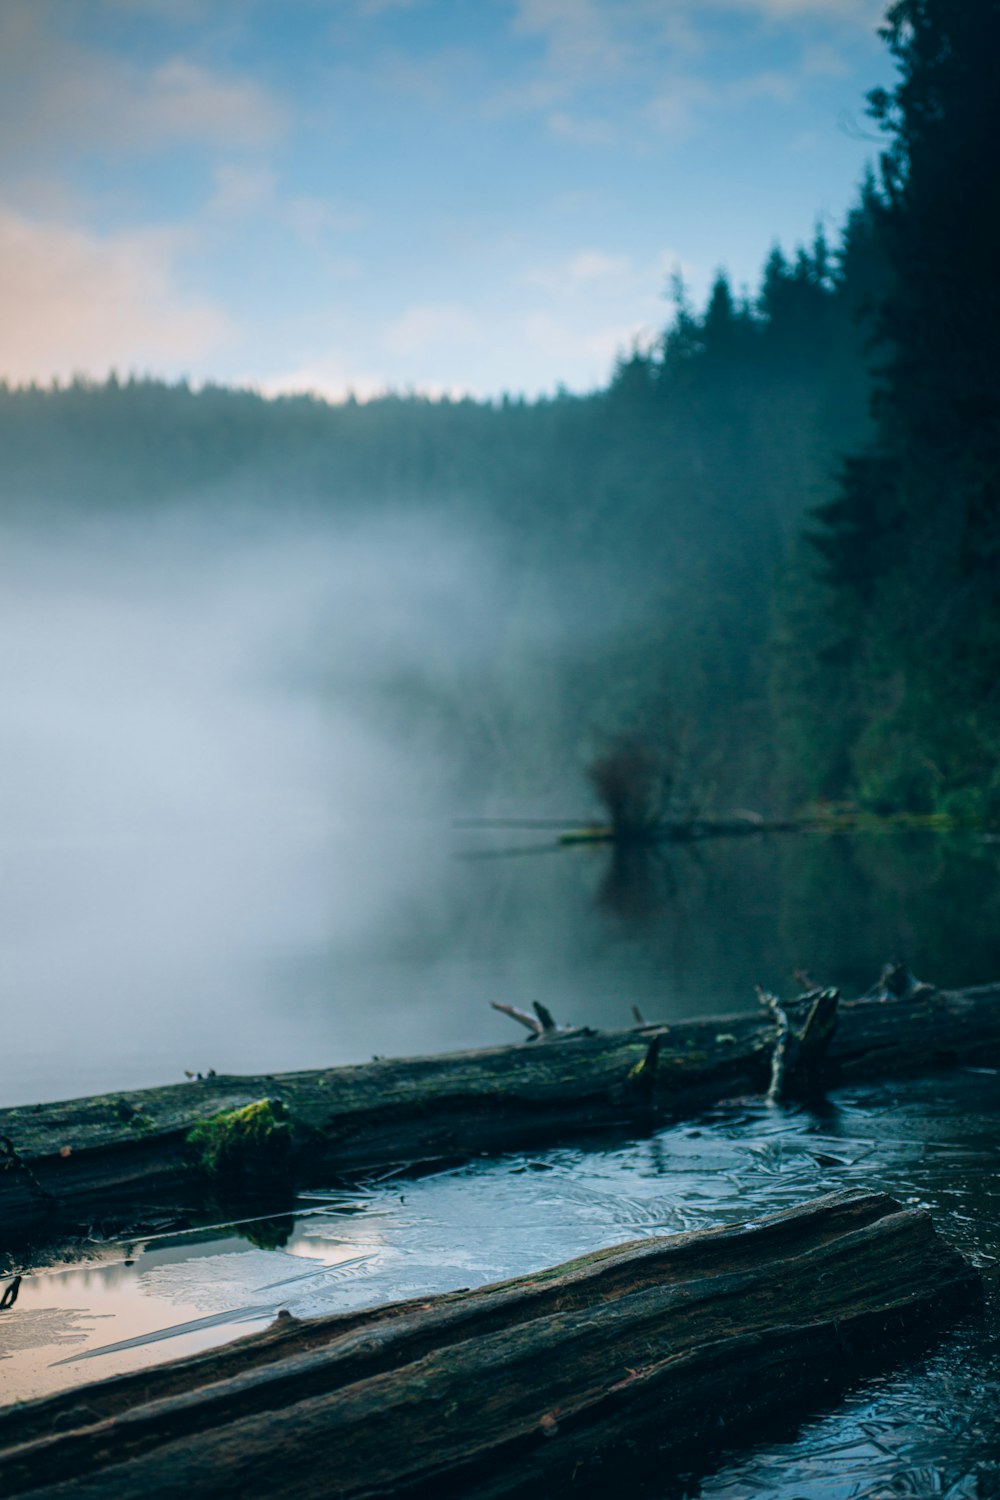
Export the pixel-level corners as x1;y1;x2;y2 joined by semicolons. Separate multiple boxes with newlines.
2;982;999;1249
0;1191;980;1499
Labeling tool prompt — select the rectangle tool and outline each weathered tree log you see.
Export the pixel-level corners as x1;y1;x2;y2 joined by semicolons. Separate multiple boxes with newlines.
0;1012;774;1247
0;1191;980;1499
2;980;999;1250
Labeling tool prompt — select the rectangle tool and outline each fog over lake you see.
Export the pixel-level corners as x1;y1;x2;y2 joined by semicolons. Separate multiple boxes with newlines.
0;506;503;1101
2;507;999;1109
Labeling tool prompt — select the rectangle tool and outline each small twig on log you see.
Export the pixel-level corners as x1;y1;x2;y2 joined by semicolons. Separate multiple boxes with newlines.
866;959;936;1003
533;1001;558;1035
630;1004;647;1026
490;1002;543;1039
757;987;790;1102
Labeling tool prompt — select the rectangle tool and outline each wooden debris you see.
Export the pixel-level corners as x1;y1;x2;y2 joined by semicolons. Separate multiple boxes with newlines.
865;960;936;1003
491;1000;595;1043
489;1001;544;1038
758;986;840;1100
0;1191;980;1499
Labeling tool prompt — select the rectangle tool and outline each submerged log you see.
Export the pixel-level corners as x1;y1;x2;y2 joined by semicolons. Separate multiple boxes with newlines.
557;815;806;845
2;980;999;1250
0;1191;980;1499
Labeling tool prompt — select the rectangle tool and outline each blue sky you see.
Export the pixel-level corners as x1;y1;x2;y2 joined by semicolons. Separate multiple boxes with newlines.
0;0;891;399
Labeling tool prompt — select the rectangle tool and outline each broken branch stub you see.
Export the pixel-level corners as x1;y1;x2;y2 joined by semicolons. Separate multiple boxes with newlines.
759;986;840;1101
490;1001;543;1038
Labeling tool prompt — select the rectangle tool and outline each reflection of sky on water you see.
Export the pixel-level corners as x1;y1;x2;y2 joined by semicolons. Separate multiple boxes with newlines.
3;1069;998;1498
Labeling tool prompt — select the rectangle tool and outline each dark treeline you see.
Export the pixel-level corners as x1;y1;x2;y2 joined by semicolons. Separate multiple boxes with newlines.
1;0;994;823
804;0;1000;824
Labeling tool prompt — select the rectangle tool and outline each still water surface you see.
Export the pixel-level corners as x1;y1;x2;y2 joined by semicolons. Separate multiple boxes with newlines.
3;827;1000;1106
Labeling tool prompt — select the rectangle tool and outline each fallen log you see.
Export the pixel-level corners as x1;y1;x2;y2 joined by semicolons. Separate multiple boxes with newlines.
2;979;999;1250
0;1011;774;1247
0;1191;980;1499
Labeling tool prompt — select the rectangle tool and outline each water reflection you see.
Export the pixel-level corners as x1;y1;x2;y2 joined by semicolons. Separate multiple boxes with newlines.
14;822;998;1111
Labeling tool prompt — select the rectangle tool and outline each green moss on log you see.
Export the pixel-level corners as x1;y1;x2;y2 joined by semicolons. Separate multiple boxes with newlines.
186;1099;292;1194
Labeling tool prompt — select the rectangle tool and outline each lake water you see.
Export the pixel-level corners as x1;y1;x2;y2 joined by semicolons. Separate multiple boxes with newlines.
2;818;1000;1106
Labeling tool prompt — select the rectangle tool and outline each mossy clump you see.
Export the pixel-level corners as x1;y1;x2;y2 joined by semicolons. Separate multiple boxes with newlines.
187;1098;293;1196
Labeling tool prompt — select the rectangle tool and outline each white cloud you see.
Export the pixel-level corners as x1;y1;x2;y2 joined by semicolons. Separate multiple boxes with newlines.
522;310;651;372
207;167;366;256
382;303;482;358
0;3;287;156
732;68;799;103
512;0;630;78
209;164;278;216
521;244;699;311
654;246;701;287
285;197;368;245
517;0;880;37
644;76;717;141
547;111;618;146
356;0;423;14
721;0;881;17
509;0;874;106
374;46;484;110
645;60;819;141
566;250;634;286
255;358;386;405
523;249;634;295
0;208;231;384
802;41;852;74
101;0;209;17
138;58;285;148
494;0;879;152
